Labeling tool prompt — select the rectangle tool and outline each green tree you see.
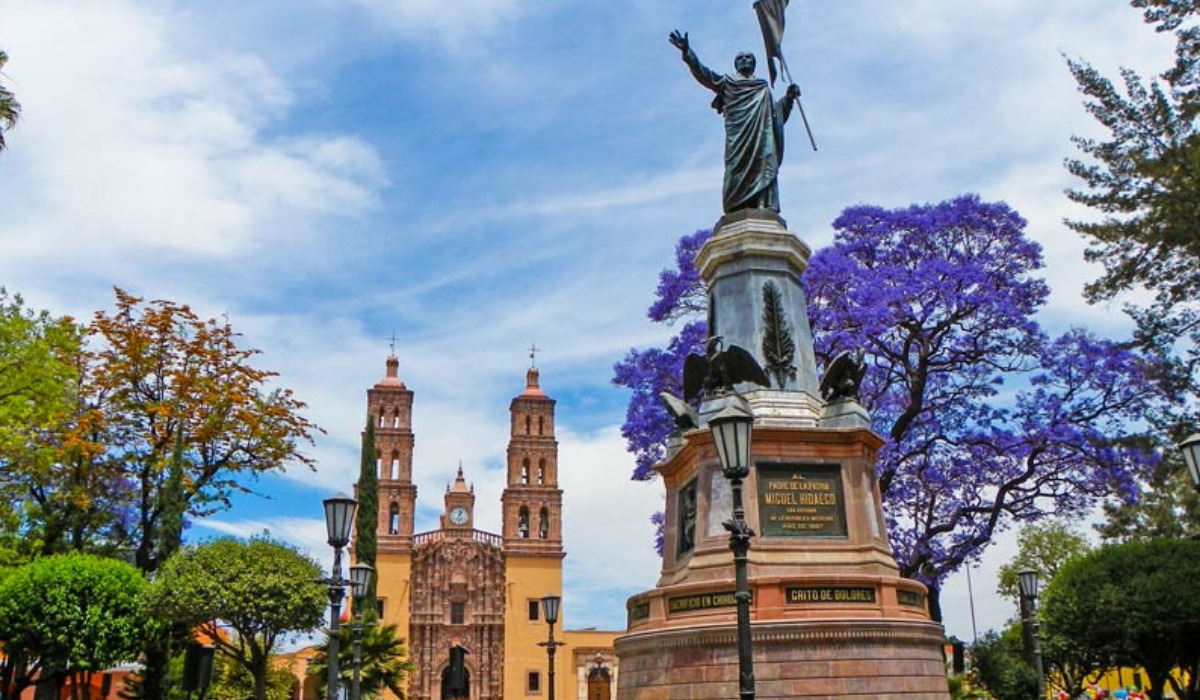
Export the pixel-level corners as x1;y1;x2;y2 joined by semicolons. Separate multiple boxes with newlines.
1041;538;1200;700
1066;1;1200;304
0;49;19;153
968;628;1039;700
307;612;413;700
207;654;295;700
355;420;378;607
0;289;98;559
1096;456;1200;541
0;554;150;700
144;537;327;700
1064;2;1200;450
996;520;1093;602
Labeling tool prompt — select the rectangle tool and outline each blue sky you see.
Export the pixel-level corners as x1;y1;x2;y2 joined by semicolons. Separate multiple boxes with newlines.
0;0;1177;641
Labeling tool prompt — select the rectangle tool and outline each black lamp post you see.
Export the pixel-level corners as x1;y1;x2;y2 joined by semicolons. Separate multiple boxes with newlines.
349;563;373;700
323;493;358;700
538;594;566;700
1178;433;1200;492
709;399;756;700
1017;568;1045;700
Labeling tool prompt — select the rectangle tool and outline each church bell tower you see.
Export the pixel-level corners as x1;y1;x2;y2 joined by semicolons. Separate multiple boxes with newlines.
500;364;566;700
501;366;563;554
367;353;416;640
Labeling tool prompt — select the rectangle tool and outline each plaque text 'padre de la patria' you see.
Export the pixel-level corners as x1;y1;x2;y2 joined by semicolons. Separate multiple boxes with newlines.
757;463;848;537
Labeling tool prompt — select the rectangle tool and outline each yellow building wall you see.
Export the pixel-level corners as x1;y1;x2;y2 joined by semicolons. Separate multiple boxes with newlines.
503;555;564;700
1071;667;1191;698
374;549;413;658
561;629;622;700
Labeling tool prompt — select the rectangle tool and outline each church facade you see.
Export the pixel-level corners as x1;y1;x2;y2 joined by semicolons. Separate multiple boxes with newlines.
361;354;619;700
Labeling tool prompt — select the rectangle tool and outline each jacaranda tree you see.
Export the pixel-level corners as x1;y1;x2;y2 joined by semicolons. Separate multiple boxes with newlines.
613;195;1163;620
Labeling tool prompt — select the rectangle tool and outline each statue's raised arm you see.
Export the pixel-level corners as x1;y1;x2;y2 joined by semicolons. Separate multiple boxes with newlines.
669;30;688;54
669;30;722;93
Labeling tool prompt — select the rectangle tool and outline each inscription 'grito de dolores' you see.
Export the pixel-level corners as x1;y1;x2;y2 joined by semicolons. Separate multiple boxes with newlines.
787;586;877;604
757;463;848;537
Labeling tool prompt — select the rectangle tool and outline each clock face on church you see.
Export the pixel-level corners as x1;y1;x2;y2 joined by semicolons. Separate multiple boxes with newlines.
449;507;469;525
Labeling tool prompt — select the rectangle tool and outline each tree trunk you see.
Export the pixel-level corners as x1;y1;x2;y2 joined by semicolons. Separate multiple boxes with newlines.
140;631;170;700
253;661;269;700
1143;666;1169;700
926;580;944;623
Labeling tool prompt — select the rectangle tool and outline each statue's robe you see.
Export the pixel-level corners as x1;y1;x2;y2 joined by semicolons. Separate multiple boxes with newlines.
682;48;792;213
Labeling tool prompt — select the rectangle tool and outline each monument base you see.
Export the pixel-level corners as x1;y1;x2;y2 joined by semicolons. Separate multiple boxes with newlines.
616;618;949;700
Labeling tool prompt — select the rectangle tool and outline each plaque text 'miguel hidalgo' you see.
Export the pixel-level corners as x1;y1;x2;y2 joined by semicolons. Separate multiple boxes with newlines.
757;463;848;537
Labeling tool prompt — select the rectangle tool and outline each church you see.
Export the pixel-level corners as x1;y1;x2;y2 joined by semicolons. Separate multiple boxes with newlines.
360;353;620;700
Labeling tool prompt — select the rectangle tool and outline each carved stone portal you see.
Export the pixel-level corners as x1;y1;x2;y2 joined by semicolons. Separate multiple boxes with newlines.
410;535;506;700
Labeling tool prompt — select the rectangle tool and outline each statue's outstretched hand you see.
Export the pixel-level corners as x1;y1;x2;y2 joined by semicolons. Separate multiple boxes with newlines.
669;30;689;54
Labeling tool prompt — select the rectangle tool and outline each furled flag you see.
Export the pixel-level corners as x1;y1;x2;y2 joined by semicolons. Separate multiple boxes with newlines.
753;0;789;85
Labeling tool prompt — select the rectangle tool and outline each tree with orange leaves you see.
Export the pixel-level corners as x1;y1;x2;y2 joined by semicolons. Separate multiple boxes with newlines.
81;287;321;573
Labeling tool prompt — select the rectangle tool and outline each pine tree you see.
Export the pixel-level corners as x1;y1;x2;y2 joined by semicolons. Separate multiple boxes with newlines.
1064;0;1200;487
355;420;378;608
1065;2;1200;307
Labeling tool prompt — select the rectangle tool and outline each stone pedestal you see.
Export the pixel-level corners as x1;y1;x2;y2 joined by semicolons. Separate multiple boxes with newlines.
616;214;949;700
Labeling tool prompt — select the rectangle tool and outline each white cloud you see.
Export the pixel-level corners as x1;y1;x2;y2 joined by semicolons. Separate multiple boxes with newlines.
339;0;527;52
193;516;330;569
0;0;385;280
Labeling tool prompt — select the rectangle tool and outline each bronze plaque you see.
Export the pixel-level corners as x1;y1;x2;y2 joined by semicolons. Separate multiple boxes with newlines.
757;463;847;537
898;590;926;608
627;601;650;623
787;586;877;604
666;590;746;614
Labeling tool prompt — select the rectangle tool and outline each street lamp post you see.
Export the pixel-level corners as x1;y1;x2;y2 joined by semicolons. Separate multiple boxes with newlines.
323;493;358;700
709;400;756;700
1017;568;1045;700
539;595;566;700
1177;433;1200;492
349;563;374;700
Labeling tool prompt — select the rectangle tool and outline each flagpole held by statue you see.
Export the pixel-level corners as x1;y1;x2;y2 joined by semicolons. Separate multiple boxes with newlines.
753;0;817;152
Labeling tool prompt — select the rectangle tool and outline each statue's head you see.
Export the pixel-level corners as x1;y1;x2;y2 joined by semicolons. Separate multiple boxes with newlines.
735;52;756;76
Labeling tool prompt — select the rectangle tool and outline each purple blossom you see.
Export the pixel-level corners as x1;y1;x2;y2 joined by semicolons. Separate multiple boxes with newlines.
613;321;706;480
648;230;712;323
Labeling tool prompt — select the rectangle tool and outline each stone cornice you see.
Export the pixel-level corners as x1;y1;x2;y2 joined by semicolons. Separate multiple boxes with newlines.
615;618;946;654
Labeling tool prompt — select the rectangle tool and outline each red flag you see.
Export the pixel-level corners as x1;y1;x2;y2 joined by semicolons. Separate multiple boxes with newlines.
753;0;789;85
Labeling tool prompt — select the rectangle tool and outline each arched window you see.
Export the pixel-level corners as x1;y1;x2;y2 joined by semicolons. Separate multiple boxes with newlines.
392;409;400;428
518;507;530;538
538;416;544;435
521;458;530;485
389;502;400;535
378;412;385;428
525;415;532;435
537;459;546;485
390;451;400;479
539;508;549;539
376;450;383;477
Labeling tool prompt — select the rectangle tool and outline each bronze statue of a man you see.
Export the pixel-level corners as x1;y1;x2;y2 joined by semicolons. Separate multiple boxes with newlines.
669;30;801;214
